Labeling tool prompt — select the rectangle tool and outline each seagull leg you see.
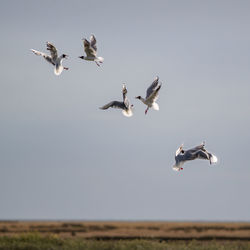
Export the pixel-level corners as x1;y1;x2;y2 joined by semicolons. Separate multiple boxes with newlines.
95;61;100;67
145;107;149;115
181;168;183;170
64;67;69;70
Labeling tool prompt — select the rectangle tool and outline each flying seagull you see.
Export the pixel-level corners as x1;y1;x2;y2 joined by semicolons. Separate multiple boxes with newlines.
100;84;133;117
79;35;104;67
135;76;162;114
30;42;68;75
173;142;218;171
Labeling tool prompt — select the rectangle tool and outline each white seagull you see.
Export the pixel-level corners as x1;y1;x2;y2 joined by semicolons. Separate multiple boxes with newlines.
30;42;68;75
100;84;133;117
135;76;162;114
173;142;218;171
79;35;104;67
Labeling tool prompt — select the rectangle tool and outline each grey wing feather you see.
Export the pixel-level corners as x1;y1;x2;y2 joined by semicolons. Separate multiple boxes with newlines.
122;85;130;108
146;76;160;99
90;35;97;51
100;101;125;110
189;142;205;152
46;42;58;62
83;39;96;57
196;150;210;160
30;49;54;65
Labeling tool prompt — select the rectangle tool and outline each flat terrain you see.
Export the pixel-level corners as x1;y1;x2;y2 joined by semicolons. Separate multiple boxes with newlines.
1;221;250;249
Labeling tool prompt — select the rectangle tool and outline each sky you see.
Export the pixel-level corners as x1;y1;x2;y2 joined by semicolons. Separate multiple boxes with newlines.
0;0;250;221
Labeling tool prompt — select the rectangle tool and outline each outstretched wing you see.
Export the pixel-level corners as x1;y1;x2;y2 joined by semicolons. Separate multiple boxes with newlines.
83;39;96;57
90;35;97;51
30;49;54;65
146;76;161;102
46;42;58;62
99;101;125;110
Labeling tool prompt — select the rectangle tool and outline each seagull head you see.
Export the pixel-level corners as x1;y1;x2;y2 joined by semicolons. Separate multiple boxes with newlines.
135;96;141;100
62;54;69;59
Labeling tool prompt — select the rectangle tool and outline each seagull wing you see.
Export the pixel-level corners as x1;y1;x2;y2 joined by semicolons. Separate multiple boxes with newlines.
90;35;97;51
196;150;210;160
30;49;55;65
83;39;96;57
46;42;58;62
146;76;161;102
99;101;125;110
122;84;130;108
189;142;205;153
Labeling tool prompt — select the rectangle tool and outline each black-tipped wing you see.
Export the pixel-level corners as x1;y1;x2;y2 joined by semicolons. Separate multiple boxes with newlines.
100;101;125;110
46;42;58;62
83;39;96;57
146;76;160;99
90;35;97;51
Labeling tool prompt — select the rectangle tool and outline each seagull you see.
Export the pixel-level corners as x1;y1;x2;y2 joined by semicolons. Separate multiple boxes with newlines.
79;35;104;67
31;42;68;75
135;76;162;114
173;142;218;171
100;84;133;117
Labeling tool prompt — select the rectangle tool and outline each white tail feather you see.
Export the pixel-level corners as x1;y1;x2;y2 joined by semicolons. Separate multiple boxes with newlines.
54;65;63;76
97;57;104;63
210;154;218;164
152;102;159;110
122;109;133;117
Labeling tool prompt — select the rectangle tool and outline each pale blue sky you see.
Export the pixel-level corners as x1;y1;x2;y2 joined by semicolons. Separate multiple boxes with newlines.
0;0;250;221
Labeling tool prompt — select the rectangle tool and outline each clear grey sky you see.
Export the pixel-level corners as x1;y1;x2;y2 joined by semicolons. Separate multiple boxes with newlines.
0;0;250;221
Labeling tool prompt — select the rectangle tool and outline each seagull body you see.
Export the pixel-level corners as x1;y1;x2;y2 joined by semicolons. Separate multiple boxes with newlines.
30;42;68;75
136;76;162;114
79;35;104;67
173;142;218;171
100;85;133;117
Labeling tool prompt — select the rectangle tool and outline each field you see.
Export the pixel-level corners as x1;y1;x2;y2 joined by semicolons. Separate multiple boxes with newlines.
1;221;250;249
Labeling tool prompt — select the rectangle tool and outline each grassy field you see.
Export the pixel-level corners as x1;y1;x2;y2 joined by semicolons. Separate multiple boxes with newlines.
1;221;250;249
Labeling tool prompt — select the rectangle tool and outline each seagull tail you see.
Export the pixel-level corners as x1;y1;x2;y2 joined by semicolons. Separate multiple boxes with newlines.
122;109;133;117
97;57;104;63
152;102;159;111
54;65;63;76
210;154;218;164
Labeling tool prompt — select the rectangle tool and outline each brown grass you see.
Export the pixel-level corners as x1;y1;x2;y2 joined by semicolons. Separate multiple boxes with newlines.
0;221;250;240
